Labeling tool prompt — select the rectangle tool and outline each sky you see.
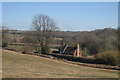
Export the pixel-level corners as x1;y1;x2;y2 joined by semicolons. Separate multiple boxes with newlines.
2;2;118;31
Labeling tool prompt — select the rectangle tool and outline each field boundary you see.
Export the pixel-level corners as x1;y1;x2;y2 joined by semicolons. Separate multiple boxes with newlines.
3;48;119;71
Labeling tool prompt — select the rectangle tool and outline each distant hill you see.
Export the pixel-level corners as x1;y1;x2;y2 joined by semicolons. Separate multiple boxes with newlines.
8;28;118;46
54;28;117;39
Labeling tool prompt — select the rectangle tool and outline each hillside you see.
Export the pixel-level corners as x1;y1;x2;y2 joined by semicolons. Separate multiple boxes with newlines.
9;28;117;39
2;49;118;78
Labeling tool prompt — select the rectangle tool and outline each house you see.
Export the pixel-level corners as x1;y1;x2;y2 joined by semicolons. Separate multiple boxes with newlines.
58;44;82;57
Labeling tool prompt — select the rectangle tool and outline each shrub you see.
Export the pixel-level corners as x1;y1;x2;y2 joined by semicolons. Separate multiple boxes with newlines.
97;50;118;66
33;46;41;54
2;42;8;47
42;46;51;54
22;45;34;54
87;41;99;55
81;48;88;57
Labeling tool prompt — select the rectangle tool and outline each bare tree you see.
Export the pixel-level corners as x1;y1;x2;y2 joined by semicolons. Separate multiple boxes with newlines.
23;14;58;53
118;27;120;51
2;26;10;47
62;38;76;47
23;31;40;53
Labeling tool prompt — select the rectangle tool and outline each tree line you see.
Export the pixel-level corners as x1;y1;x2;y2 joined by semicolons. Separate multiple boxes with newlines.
60;28;118;56
2;14;120;56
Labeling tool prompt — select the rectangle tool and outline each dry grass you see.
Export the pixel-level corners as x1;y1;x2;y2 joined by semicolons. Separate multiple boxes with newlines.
2;49;119;78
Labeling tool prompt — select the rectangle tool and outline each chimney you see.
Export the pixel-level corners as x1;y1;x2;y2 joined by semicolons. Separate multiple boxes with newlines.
77;44;79;57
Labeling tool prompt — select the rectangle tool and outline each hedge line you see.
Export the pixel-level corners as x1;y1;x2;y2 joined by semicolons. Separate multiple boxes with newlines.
4;47;117;66
46;53;109;65
4;47;22;52
3;47;119;70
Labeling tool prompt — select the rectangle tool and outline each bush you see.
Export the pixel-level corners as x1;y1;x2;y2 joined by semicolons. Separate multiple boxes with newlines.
87;41;99;55
81;48;88;57
22;45;34;54
33;46;41;54
42;46;51;54
97;50;118;66
2;42;8;47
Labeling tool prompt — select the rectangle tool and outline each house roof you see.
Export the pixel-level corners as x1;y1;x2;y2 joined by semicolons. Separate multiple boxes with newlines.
59;45;67;52
64;47;77;55
59;45;77;55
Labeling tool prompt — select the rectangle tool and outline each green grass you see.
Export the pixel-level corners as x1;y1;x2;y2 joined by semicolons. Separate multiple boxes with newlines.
10;33;23;39
8;44;58;53
2;49;119;78
7;45;23;50
8;45;23;48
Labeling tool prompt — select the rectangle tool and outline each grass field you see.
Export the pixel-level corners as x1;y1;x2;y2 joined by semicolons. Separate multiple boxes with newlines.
7;44;57;52
2;49;119;78
8;45;23;50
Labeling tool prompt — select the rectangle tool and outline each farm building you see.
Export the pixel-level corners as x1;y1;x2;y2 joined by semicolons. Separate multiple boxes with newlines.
58;44;82;57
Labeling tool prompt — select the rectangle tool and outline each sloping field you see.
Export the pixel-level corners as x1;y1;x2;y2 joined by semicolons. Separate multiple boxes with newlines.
2;49;118;78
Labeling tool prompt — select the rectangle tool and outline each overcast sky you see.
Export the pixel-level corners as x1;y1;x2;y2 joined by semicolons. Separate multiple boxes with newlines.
2;2;118;31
